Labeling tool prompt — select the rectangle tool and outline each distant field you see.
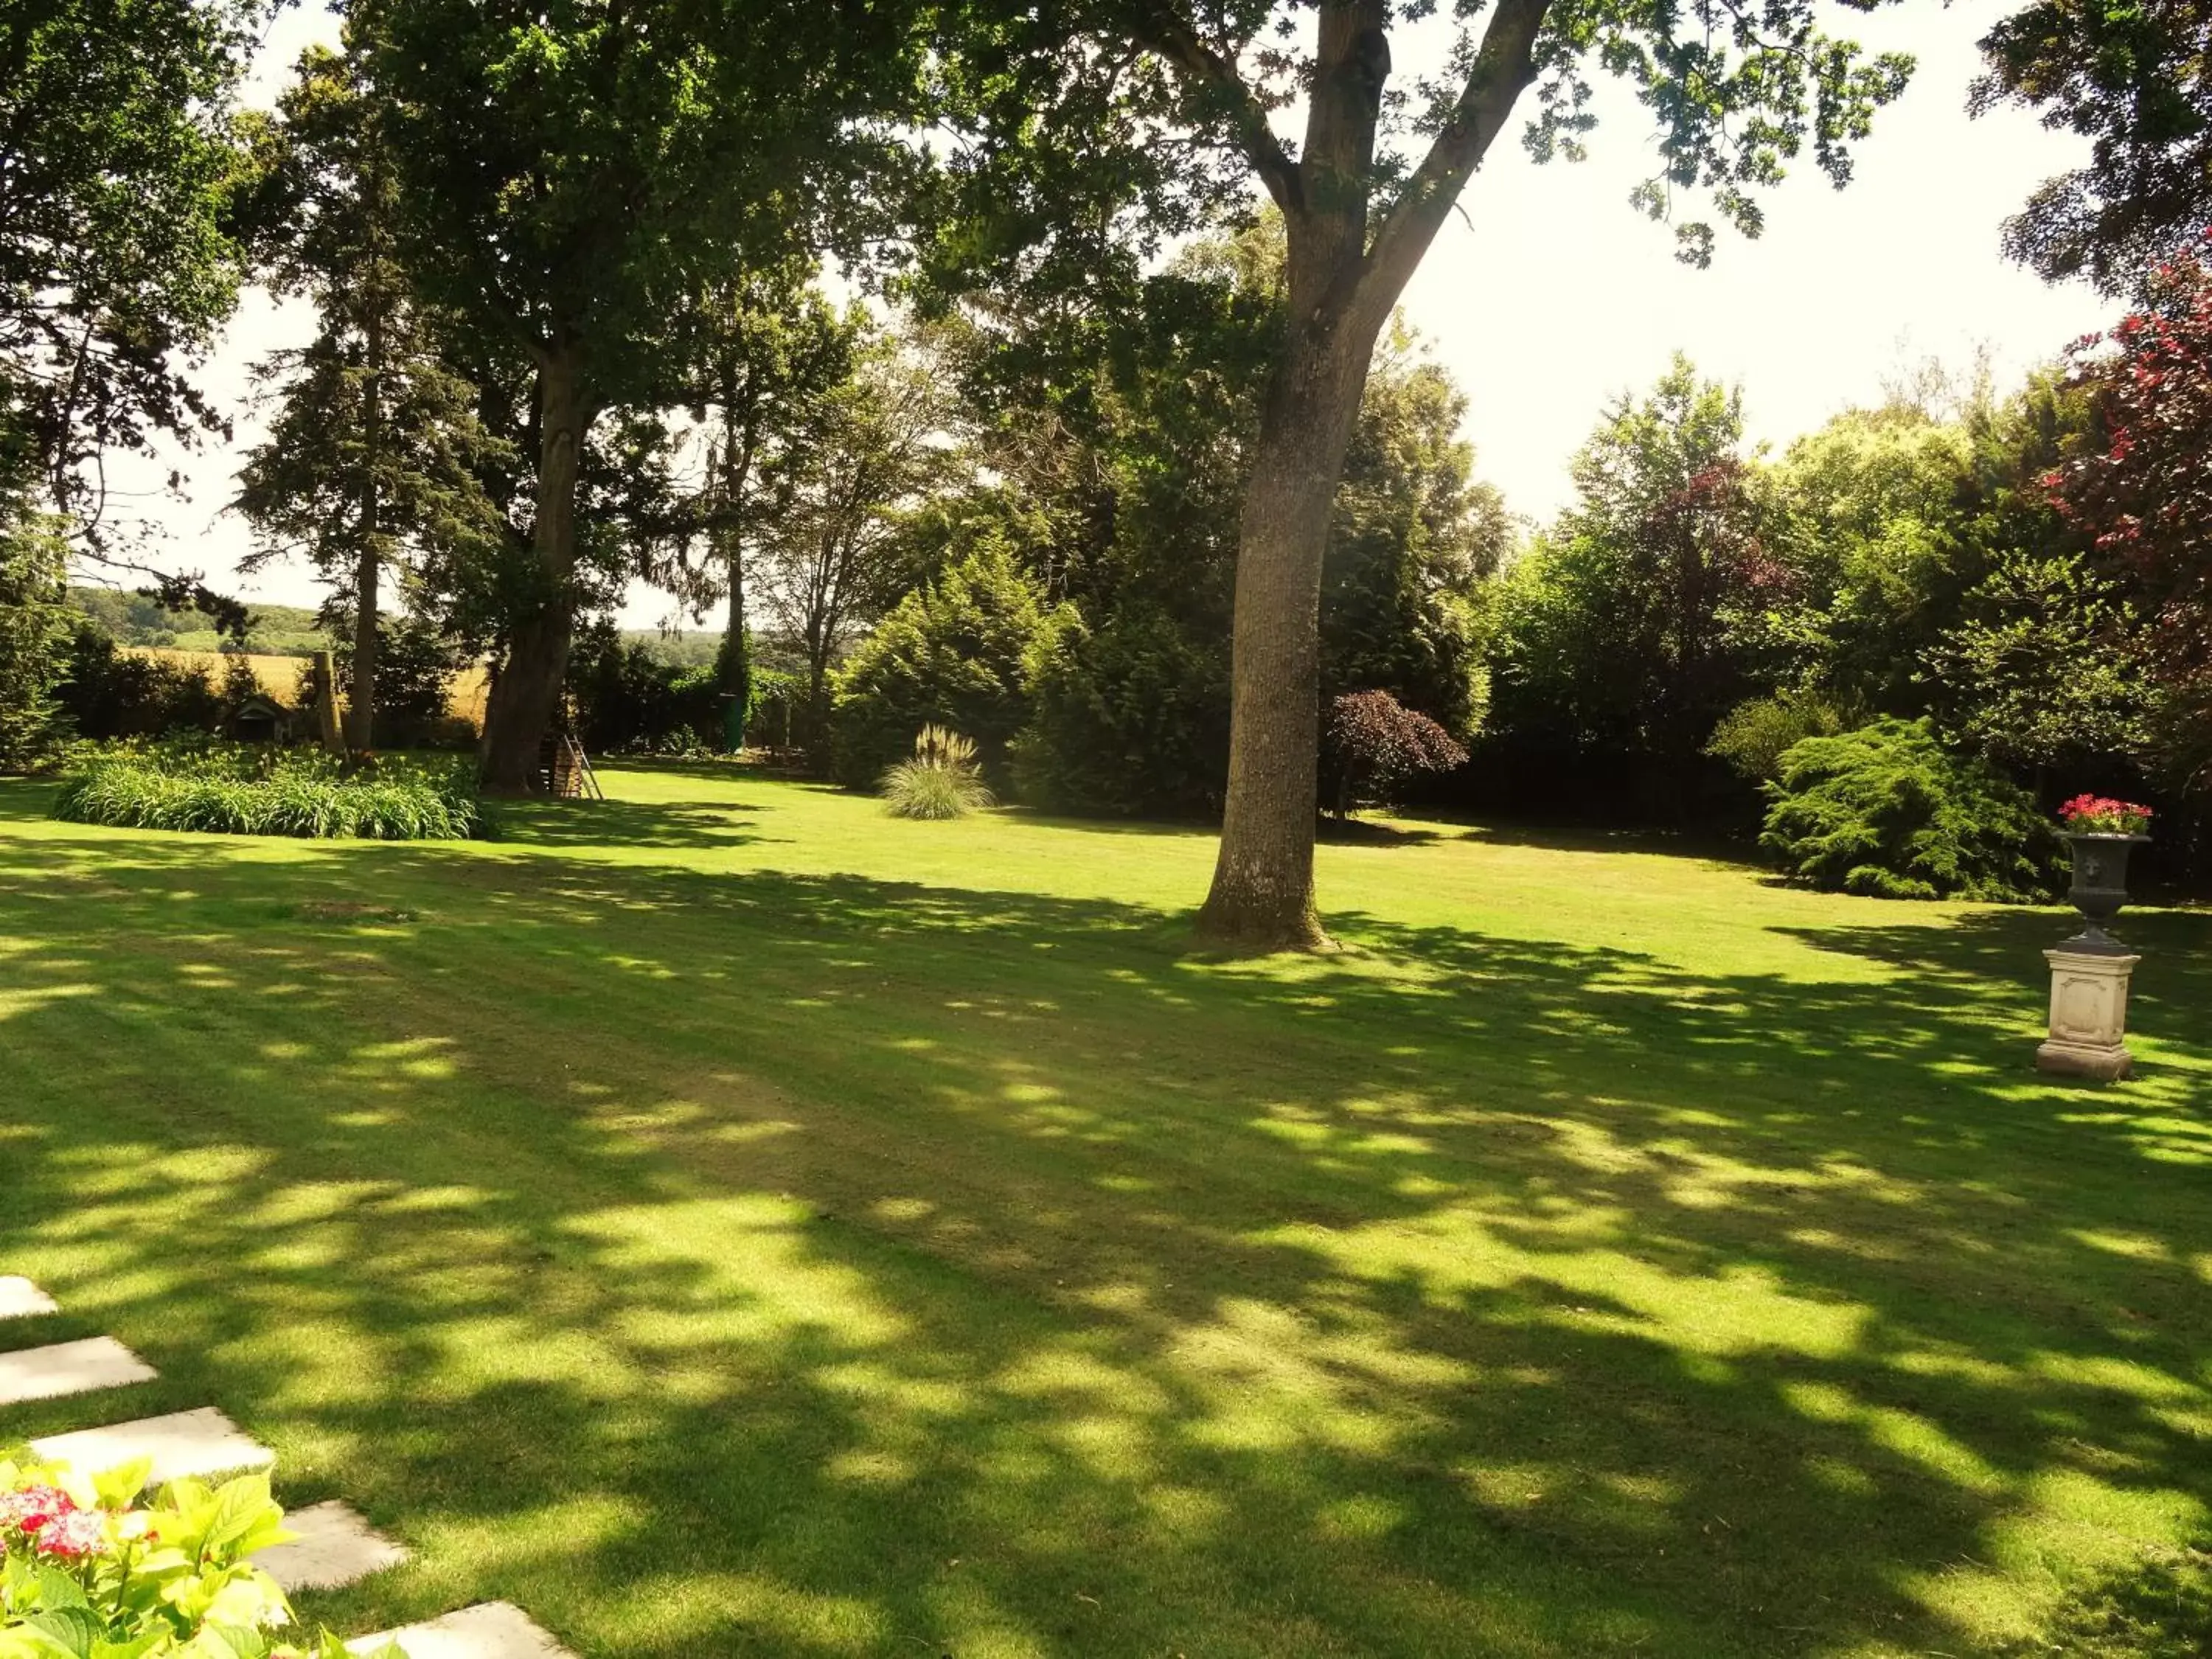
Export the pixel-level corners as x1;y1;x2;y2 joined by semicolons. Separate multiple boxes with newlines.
128;647;491;726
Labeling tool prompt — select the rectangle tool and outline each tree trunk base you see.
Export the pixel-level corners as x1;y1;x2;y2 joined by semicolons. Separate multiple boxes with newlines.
1193;885;1336;956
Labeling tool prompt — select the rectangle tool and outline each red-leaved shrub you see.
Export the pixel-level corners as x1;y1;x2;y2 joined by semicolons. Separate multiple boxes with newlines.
1324;690;1467;816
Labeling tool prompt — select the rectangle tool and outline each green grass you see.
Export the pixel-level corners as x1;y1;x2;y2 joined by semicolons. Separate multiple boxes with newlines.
0;765;2207;1658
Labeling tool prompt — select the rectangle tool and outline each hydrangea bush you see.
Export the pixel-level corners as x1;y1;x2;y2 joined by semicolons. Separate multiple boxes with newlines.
1;1451;399;1658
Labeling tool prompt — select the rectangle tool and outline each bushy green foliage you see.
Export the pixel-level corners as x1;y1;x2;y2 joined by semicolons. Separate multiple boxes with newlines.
566;627;721;754
1323;337;1509;732
1759;718;2061;901
881;726;993;819
0;517;72;771
1016;602;1232;818
919;225;1500;820
53;622;228;740
52;742;481;841
1;1451;379;1657
1706;687;1861;783
1766;408;1983;712
830;540;1071;788
1921;550;2153;770
1487;358;1796;816
329;613;472;748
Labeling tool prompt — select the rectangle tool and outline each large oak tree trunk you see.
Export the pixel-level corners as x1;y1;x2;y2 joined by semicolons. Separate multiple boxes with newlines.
481;349;588;794
1174;0;1548;950
1196;318;1379;952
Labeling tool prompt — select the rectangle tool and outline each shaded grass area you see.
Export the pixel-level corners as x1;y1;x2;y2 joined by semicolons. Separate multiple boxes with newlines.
0;766;2208;1658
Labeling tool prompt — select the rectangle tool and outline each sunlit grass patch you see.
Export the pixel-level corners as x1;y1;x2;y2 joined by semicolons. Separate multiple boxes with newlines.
0;763;2207;1657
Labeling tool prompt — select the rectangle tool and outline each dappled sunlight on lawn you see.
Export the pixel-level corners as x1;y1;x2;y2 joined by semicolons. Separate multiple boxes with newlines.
1;768;2208;1657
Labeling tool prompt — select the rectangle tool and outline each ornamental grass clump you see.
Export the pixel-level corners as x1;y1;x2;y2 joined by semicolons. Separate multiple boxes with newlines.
52;740;481;841
1;1450;400;1656
881;725;994;820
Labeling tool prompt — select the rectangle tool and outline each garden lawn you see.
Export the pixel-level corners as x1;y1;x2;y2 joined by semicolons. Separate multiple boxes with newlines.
0;765;2207;1659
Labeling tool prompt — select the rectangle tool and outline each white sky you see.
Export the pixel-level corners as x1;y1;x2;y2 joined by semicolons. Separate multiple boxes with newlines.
104;0;2108;630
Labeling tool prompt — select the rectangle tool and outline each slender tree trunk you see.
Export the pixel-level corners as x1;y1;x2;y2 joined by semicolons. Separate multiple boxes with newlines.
715;412;753;754
481;347;588;793
349;304;383;754
350;538;378;753
1196;319;1377;951
720;549;750;751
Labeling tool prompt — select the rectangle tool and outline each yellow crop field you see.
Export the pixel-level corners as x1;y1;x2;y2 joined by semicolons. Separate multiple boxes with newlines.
128;648;490;726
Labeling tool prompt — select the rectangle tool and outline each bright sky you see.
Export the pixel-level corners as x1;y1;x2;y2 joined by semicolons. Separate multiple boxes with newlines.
106;0;2108;629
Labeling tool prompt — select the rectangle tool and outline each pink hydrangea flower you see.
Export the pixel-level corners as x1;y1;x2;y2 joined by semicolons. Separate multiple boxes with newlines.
0;1485;74;1534
32;1506;109;1559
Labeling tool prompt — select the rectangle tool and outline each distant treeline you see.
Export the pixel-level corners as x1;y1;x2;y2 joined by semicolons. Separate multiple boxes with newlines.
64;587;721;667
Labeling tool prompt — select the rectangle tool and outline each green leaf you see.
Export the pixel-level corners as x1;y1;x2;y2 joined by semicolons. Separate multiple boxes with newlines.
89;1460;152;1512
32;1569;89;1612
10;1608;100;1658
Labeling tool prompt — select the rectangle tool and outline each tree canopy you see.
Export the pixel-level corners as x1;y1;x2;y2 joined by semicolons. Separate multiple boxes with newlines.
932;0;1915;947
0;0;263;600
355;0;941;787
1977;0;2212;293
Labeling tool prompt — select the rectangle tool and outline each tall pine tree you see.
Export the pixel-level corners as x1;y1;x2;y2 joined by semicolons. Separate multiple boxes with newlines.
235;40;504;751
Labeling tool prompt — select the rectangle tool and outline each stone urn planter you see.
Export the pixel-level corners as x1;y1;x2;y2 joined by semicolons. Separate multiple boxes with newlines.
2038;801;2154;1082
2059;830;2149;953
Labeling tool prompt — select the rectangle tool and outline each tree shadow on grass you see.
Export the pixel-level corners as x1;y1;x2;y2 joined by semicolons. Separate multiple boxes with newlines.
485;796;777;852
0;834;2208;1657
0;781;56;823
1447;818;1770;869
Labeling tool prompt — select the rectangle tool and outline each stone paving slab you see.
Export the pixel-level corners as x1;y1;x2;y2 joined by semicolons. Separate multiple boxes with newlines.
347;1602;573;1658
0;1277;57;1319
31;1407;274;1485
0;1337;157;1406
261;1500;408;1592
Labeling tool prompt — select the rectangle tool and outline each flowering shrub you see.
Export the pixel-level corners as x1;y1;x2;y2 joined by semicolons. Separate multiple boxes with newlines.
0;1450;396;1657
2058;795;2154;835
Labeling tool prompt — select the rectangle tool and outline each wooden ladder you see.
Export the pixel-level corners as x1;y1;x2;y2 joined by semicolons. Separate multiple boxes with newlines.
536;730;605;800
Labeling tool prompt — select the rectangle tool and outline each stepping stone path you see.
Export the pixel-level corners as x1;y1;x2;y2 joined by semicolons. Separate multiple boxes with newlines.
0;1278;58;1320
261;1500;411;1592
0;1338;156;1405
32;1405;276;1485
348;1604;571;1658
1;1276;573;1659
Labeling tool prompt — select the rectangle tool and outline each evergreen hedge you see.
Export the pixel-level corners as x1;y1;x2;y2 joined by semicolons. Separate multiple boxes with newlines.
1759;718;2060;901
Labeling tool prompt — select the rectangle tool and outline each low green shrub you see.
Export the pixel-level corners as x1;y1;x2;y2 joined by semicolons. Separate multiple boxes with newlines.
882;726;994;820
1759;717;2060;901
52;740;481;841
564;626;722;754
1706;686;1861;783
1;1450;394;1656
1015;602;1231;818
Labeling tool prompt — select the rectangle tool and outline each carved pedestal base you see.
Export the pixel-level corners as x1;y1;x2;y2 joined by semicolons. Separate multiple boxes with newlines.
2035;948;2140;1082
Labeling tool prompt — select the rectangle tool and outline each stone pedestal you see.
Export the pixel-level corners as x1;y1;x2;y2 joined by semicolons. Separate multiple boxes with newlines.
2036;949;2140;1082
